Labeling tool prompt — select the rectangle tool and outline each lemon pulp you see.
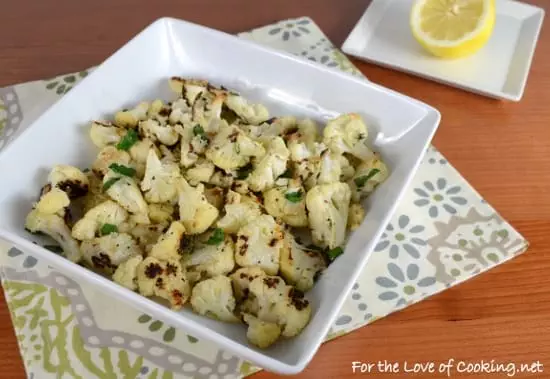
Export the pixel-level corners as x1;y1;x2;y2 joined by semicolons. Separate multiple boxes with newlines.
410;0;496;59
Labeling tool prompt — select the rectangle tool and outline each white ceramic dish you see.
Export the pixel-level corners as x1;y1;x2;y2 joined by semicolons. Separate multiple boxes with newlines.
0;18;440;374
342;0;545;101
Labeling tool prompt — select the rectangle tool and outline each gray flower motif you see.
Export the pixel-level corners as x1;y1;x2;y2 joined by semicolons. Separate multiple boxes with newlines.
428;156;447;165
299;51;338;67
349;282;373;321
375;215;426;259
376;263;436;307
268;18;311;41
414;178;467;218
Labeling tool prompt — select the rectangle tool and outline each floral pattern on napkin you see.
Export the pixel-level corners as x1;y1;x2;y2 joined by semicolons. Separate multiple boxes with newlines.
0;17;528;379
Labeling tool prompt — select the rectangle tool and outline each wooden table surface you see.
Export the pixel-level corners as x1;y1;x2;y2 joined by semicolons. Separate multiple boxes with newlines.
1;0;549;378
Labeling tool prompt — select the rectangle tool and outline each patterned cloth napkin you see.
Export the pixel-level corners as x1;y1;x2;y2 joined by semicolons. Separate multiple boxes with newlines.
0;17;528;379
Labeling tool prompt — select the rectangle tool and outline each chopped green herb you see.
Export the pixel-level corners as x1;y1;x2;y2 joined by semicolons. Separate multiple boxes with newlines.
236;163;254;180
102;177;121;192
206;228;224;245
109;163;136;177
280;168;293;178
327;246;343;261
193;124;210;144
43;245;63;254
354;168;380;188
100;223;118;236
116;129;139;151
285;190;303;203
193;124;205;136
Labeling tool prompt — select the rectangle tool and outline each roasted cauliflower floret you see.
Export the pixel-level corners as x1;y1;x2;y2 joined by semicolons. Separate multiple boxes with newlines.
317;150;343;185
347;203;366;230
340;155;355;181
183;233;234;281
247;137;289;192
140;148;180;204
103;171;150;224
224;94;269;125
323;113;373;161
177;178;219;234
271;287;312;338
119;220;165;253
149;221;186;261
147;99;171;123
203;186;225;210
148;202;174;225
288;140;325;162
169;77;208;105
292;149;343;189
48;165;90;198
114;102;149;128
90;121;124;148
92;146;131;177
293;158;319;191
129;138;159;178
348;155;389;201
235;215;284;275
248;275;311;338
230;266;266;301
72;200;128;240
217;191;263;234
263;178;308;227
81;232;142;273
305;182;351;249
168;101;192;125
25;209;81;262
296;118;319;143
206;124;265;171
139;119;179;146
190;275;239;322
175;123;209;168
137;257;190;310
247;116;298;142
280;233;326;292
208;168;234;188
185;159;214;185
192;91;226;132
82;171;111;213
113;254;143;291
243;313;281;349
283;118;319;153
35;187;70;216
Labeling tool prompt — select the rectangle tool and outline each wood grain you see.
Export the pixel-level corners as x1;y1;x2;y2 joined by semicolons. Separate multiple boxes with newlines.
1;1;549;378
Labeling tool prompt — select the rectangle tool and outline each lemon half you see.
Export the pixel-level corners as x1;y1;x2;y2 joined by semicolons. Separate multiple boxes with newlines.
410;0;495;59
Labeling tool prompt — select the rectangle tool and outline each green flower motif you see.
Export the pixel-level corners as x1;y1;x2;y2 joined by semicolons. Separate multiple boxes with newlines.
239;361;260;375
137;314;178;343
45;71;88;95
267;18;311;41
332;50;362;76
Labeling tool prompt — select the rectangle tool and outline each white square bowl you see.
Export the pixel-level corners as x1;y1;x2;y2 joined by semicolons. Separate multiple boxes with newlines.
0;18;440;374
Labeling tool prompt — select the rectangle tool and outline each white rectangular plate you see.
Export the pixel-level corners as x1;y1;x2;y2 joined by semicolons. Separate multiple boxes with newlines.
0;18;440;374
342;0;545;101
